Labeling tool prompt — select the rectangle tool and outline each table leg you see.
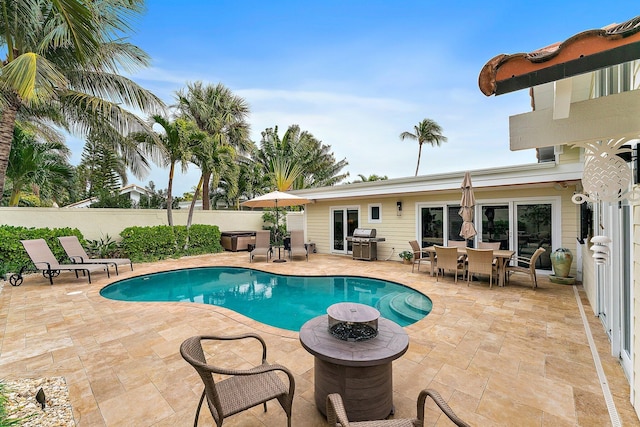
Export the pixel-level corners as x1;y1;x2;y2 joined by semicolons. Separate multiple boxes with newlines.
429;253;435;276
498;258;508;286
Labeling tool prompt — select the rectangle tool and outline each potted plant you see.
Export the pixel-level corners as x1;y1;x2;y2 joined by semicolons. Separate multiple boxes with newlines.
398;250;414;264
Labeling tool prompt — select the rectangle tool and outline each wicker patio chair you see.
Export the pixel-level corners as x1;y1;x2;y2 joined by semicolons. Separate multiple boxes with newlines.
466;248;496;288
58;235;132;275
288;230;308;261
20;239;109;285
250;230;272;262
180;334;295;427
326;389;470;427
409;240;431;273
478;241;501;250
435;246;464;283
506;247;546;289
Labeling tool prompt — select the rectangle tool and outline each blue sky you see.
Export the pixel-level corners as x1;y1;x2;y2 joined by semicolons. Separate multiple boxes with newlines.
70;1;636;195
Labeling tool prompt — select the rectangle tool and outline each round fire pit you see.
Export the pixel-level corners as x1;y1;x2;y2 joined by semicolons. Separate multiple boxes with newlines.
327;302;379;341
299;303;409;421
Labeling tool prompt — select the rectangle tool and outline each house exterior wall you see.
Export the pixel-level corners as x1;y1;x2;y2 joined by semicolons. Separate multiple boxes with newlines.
0;207;265;240
558;145;583;165
305;185;580;276
635;201;640;411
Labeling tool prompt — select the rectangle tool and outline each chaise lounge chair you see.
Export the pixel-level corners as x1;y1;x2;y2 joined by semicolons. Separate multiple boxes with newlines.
20;239;109;285
250;230;272;262
58;235;132;275
288;230;308;261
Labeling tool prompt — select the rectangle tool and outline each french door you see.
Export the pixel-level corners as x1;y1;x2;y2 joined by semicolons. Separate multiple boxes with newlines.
600;201;633;380
331;207;359;254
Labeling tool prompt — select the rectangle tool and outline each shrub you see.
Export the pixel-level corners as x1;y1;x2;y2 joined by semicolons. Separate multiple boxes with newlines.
120;224;223;262
0;380;24;426
0;225;83;278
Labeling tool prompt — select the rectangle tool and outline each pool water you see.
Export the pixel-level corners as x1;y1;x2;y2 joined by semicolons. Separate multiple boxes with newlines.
100;267;432;331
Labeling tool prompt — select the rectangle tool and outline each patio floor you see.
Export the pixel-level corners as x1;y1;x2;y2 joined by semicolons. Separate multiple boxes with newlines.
0;251;638;426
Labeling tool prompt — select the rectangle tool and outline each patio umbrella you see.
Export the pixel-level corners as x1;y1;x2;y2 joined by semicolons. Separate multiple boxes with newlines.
458;171;477;240
241;190;312;247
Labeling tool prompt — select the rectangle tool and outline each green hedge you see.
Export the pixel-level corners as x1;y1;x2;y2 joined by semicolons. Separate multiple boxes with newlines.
0;224;224;277
120;224;223;262
0;225;84;277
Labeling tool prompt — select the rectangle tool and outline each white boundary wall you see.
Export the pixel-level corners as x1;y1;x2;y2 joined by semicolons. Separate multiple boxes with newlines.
0;208;266;240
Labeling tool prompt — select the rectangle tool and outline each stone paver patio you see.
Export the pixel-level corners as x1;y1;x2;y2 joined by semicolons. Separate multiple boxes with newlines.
0;251;638;426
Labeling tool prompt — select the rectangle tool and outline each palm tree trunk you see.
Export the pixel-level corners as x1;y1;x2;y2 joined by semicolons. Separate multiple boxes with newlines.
167;162;175;226
0;99;20;202
415;143;423;176
9;183;22;206
184;175;204;250
202;171;211;210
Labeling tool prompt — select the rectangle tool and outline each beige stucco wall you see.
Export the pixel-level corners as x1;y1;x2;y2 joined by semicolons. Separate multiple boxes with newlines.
0;207;265;240
305;185;580;274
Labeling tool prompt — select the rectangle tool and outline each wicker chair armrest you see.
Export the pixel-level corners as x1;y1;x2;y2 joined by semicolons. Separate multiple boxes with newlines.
326;393;351;427
513;256;532;265
199;333;268;361
417;389;470;427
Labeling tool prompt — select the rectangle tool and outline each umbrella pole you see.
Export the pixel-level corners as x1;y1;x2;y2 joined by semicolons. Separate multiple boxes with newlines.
273;200;287;263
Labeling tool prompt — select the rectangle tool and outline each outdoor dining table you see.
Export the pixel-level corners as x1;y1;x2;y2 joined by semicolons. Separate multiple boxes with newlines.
422;245;515;287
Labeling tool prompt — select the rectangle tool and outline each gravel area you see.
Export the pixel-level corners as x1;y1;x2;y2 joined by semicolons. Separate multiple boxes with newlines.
2;377;75;426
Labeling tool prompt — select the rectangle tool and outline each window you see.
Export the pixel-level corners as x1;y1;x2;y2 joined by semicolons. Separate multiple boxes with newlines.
368;203;382;223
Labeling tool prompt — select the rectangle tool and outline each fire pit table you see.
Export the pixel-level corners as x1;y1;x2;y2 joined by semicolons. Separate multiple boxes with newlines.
299;303;409;421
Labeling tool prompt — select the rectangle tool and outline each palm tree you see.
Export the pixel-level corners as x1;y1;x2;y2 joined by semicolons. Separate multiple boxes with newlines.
0;0;164;202
256;125;349;189
400;118;447;176
353;174;388;182
175;82;251;210
6;124;73;206
130;116;200;226
184;137;236;249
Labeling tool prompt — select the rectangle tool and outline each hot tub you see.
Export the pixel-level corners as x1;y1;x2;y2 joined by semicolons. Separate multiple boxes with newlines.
220;231;256;252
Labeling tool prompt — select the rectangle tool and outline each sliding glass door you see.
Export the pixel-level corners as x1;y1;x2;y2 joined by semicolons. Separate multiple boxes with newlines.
515;203;552;270
331;207;359;253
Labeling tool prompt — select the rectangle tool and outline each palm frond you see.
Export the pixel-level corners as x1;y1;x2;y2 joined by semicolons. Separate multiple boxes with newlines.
1;52;67;103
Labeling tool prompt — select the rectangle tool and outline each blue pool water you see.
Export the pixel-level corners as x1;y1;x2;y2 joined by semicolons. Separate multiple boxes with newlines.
100;267;432;331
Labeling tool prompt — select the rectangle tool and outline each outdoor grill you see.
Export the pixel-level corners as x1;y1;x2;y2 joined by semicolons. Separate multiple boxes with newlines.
346;228;385;261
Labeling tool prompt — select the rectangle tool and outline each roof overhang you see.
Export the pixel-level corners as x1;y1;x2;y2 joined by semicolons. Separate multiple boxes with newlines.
479;16;640;96
291;162;583;202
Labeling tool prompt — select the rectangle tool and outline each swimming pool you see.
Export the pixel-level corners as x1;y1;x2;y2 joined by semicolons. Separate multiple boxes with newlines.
100;267;432;331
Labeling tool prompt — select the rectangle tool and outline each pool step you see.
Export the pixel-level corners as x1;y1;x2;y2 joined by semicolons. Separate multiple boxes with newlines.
376;292;432;324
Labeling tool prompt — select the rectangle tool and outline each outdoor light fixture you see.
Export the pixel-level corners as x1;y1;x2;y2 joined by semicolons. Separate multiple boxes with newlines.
396;201;402;216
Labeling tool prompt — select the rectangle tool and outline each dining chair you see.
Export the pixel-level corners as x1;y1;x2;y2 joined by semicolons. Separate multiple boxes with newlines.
448;240;468;264
448;240;467;248
506;247;546;288
409;240;430;273
466;248;496;288
478;241;501;250
435;246;464;283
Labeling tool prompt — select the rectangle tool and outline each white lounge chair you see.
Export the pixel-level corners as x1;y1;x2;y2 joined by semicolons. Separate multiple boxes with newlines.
58;236;132;275
20;239;109;285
